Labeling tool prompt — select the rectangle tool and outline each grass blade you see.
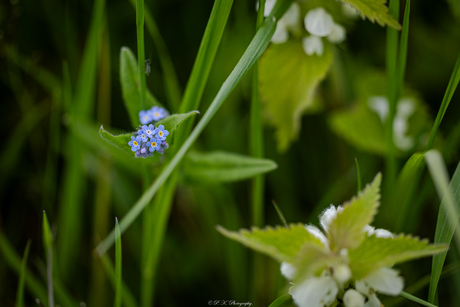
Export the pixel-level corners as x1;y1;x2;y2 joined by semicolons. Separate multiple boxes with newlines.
397;0;411;94
400;291;438;307
272;200;288;229
95;9;279;257
355;157;362;193
136;0;146;110
15;239;31;307
42;211;54;307
268;293;294;307
115;218;122;307
425;150;460;302
425;51;460;150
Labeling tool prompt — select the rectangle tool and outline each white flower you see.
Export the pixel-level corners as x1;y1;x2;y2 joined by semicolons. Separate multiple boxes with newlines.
343;289;365;307
327;24;346;44
302;35;324;56
363;225;393;239
306;225;329;249
270;2;300;44
334;263;352;284
290;276;338;307
304;7;335;37
280;262;297;280
320;204;344;232
368;96;389;122
356;267;404;306
257;0;277;17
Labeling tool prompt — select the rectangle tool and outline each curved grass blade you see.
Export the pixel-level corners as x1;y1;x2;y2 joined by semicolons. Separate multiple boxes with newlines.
95;11;280;257
42;211;54;307
114;218;122;307
425;52;460;150
425;150;460;302
400;291;437;307
15;240;31;307
268;293;295;307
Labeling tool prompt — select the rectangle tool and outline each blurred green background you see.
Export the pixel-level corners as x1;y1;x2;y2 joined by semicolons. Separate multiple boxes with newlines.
1;0;460;306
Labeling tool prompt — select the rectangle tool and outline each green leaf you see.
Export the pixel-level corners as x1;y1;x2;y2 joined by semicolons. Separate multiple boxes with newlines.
342;0;401;29
349;234;448;280
15;240;31;307
269;293;295;307
115;218;122;307
42;211;52;255
424;150;460;302
181;151;277;184
99;127;133;155
216;224;323;263
329;107;387;155
293;242;341;282
328;174;381;251
259;41;333;152
120;47;163;127
155;111;200;145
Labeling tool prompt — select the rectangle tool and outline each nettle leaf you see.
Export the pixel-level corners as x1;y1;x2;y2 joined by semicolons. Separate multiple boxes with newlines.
120;47;164;127
181;151;277;184
349;234;449;280
328;174;381;251
329;107;387;155
259;41;333;152
293;242;341;282
216;224;324;263
342;0;401;29
155;111;199;145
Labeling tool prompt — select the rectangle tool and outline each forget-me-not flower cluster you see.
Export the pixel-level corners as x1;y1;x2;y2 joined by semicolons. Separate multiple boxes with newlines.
139;106;169;125
128;124;170;158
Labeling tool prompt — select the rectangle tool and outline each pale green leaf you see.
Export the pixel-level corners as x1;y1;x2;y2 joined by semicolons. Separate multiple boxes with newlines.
342;0;401;29
293;242;341;282
259;41;333;152
120;47;164;127
216;224;323;263
349;234;448;280
328;174;381;251
182;151;277;184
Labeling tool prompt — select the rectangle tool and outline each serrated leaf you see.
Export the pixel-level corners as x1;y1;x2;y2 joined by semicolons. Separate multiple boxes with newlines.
329;107;387;155
216;224;323;263
155;111;199;145
328;174;381;251
342;0;401;29
259;41;333;152
120;47;164;127
181;151;277;184
349;234;448;280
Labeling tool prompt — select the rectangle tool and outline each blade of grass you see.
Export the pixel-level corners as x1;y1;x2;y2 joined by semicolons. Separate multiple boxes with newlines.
42;211;54;307
385;0;400;190
136;0;146;110
425;51;460;150
0;233;49;306
95;8;281;257
15;239;31;307
268;293;294;307
397;0;410;93
100;255;138;307
115;218;122;307
425;150;460;302
272;200;288;229
400;291;438;307
355;157;362;193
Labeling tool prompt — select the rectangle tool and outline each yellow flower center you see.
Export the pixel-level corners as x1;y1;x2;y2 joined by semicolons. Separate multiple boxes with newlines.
133;141;138;146
152;142;157;146
154;112;159;117
158;131;163;137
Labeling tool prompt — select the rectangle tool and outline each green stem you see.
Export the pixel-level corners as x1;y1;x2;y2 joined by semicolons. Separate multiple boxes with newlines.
136;0;146;109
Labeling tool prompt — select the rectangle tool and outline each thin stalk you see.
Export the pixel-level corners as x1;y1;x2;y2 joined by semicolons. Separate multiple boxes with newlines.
385;0;400;191
115;218;122;307
400;291;438;307
355;157;362;193
15;240;31;307
136;0;146;109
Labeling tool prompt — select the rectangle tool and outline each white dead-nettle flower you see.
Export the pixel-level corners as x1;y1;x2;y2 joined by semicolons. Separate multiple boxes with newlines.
367;96;416;151
271;2;301;44
327;24;346;44
304;7;335;37
281;205;399;307
302;35;324;56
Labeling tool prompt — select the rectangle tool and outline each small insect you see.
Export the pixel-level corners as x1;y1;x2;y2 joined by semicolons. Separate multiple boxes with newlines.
144;59;151;76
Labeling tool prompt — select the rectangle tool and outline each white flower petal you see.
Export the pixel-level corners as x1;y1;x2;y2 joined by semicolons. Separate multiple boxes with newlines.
368;96;389;123
281;262;297;280
327;24;346;44
304;7;335;37
363;267;404;296
281;2;300;31
342;3;360;18
290;276;338;307
363;225;375;235
334;264;351;284
373;228;393;239
343;289;365;307
319;205;343;232
302;35;324;56
256;0;277;17
397;98;415;118
364;293;382;307
271;23;289;44
305;225;329;249
355;279;371;295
